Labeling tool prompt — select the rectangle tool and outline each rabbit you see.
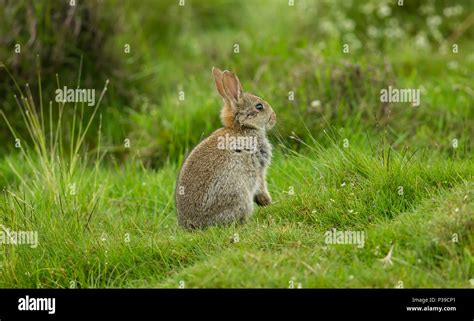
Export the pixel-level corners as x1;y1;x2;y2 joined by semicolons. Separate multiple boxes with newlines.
175;67;276;230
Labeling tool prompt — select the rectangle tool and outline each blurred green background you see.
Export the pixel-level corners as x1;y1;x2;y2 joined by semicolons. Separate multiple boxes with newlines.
1;0;472;166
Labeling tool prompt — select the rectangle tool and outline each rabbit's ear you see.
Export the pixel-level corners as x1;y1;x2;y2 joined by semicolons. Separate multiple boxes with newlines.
222;70;243;104
212;67;227;99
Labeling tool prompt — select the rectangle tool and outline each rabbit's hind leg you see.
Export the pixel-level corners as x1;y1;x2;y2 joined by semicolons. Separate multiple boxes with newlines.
212;197;253;227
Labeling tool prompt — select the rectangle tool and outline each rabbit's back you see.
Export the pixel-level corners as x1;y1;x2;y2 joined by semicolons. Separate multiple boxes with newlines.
176;127;263;229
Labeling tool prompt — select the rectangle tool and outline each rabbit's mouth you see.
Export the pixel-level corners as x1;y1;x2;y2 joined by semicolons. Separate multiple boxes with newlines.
267;112;276;129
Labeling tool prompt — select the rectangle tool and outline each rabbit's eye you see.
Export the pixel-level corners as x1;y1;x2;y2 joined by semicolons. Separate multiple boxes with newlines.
255;103;264;111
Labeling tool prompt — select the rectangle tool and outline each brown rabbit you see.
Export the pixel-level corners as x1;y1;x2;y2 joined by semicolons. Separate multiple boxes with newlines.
175;67;276;229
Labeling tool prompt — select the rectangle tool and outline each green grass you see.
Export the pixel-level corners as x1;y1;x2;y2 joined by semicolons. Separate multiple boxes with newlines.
0;139;472;288
0;0;473;288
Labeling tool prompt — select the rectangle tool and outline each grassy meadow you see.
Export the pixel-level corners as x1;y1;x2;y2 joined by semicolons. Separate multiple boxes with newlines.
0;0;473;288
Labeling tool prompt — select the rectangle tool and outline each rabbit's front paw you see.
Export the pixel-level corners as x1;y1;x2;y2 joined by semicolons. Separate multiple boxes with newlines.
255;192;272;207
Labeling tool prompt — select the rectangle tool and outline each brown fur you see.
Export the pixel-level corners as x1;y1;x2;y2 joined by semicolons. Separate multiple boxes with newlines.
220;103;234;128
175;68;276;229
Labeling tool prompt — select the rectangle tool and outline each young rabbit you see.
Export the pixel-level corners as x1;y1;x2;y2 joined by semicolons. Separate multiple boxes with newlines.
175;67;276;229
